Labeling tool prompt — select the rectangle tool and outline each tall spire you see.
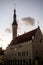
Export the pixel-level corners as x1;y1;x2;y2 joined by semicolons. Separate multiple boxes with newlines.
12;4;17;39
12;4;17;25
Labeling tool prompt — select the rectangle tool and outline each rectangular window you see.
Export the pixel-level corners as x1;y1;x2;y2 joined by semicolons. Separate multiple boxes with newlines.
23;59;25;65
22;51;25;56
18;52;21;56
29;59;31;65
26;51;28;56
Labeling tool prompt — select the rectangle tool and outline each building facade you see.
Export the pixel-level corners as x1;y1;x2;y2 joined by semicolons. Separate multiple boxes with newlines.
4;8;43;65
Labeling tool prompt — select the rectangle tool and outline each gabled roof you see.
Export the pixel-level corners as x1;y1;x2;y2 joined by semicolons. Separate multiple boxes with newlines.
10;28;38;45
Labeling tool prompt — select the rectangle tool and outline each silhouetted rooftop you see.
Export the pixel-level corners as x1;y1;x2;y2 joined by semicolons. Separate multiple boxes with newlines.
10;27;40;45
0;48;5;55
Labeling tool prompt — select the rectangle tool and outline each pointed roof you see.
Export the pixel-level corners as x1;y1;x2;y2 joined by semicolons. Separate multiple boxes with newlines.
10;27;39;46
12;8;17;25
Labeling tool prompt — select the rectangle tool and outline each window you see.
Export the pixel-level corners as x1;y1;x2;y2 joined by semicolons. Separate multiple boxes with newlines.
23;59;25;65
20;59;22;65
18;59;19;65
22;51;25;56
19;45;22;47
29;59;31;65
36;50;38;55
13;59;14;65
26;51;28;56
36;50;38;58
40;38;42;43
18;52;21;56
15;59;17;65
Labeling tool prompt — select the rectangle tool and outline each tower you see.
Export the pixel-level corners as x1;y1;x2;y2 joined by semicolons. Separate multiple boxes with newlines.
12;8;17;39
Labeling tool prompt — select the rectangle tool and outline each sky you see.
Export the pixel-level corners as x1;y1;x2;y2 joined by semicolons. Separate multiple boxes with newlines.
0;0;43;49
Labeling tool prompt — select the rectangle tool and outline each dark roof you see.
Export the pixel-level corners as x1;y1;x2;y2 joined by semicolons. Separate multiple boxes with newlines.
0;48;4;55
10;28;38;45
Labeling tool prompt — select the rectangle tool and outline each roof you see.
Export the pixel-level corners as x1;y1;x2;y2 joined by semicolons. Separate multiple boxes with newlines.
0;48;4;55
10;28;38;45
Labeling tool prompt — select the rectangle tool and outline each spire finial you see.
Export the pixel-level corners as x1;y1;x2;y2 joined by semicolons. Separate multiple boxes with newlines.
14;3;16;10
12;3;17;25
14;3;16;14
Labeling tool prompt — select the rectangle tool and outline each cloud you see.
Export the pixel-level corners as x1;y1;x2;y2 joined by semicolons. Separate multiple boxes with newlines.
42;29;43;34
21;17;35;25
5;28;12;33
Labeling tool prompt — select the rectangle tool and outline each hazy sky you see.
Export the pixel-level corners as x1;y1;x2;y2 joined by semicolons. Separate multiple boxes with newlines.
0;0;43;49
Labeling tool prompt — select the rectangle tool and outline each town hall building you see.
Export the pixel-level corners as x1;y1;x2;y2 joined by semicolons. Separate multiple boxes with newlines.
4;8;43;65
